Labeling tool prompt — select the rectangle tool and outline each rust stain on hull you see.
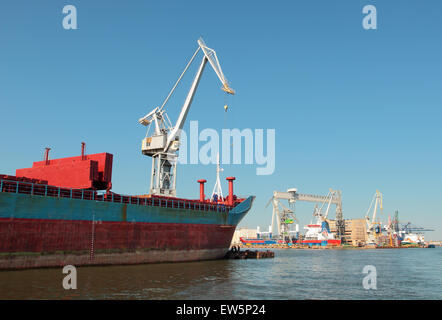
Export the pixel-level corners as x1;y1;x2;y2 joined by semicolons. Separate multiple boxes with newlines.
121;204;127;222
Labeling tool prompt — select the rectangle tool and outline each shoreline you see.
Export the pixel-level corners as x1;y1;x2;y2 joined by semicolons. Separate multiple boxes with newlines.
235;244;432;250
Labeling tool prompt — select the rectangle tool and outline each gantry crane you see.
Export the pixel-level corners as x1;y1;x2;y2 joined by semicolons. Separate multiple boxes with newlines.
266;188;345;242
138;38;235;196
365;190;383;245
266;192;298;243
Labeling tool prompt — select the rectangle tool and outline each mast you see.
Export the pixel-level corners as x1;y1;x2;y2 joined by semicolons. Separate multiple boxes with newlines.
211;154;224;201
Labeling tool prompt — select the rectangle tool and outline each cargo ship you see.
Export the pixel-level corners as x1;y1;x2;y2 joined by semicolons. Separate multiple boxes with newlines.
0;147;254;270
239;220;341;247
299;221;341;246
0;38;254;270
239;237;281;245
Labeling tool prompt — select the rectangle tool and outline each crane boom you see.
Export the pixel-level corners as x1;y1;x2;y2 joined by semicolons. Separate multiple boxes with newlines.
165;39;235;151
165;56;208;152
198;38;235;94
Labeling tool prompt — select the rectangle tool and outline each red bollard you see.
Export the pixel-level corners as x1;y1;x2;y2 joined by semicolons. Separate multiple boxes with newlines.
226;177;236;206
197;179;207;202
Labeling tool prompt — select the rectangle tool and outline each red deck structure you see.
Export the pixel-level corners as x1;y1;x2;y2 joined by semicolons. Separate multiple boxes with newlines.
16;151;113;190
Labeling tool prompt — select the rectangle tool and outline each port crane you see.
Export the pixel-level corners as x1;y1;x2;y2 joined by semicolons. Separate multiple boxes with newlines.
138;38;235;196
398;222;434;245
365;190;383;245
266;188;345;242
312;189;340;223
266;192;298;243
400;222;434;234
386;211;434;235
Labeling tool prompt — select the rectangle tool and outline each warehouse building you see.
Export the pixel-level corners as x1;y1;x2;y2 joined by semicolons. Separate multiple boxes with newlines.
327;218;368;245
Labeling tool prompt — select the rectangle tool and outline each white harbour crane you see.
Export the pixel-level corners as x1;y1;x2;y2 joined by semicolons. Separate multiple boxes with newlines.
365;190;383;245
138;38;235;196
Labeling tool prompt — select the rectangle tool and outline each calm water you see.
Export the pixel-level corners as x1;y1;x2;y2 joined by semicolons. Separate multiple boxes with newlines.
0;248;441;300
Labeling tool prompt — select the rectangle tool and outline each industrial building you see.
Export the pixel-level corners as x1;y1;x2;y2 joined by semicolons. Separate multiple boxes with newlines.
231;228;258;245
327;219;367;246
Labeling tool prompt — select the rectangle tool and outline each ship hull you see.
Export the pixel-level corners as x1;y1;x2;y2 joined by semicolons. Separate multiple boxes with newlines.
239;238;341;246
298;239;341;246
0;191;254;270
240;237;280;245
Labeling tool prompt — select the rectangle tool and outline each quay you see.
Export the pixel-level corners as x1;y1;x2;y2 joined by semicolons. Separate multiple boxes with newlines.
237;244;434;250
225;246;275;259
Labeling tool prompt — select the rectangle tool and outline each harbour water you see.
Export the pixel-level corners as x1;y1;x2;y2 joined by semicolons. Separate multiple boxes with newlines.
0;248;441;300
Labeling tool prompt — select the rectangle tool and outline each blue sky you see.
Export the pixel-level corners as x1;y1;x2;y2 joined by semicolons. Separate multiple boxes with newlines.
1;1;441;239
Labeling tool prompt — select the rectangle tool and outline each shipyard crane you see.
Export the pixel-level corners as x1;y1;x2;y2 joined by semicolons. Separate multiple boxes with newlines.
266;193;298;243
384;214;398;247
313;189;340;223
266;188;345;242
138;38;235;196
365;190;383;245
392;210;400;233
400;222;434;234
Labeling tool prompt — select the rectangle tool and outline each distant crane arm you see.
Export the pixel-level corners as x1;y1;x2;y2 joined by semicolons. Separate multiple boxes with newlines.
372;190;383;224
323;190;335;220
273;190;341;205
365;190;383;233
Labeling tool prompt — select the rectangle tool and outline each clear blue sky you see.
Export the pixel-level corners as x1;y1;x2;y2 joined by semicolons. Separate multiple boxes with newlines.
1;1;441;239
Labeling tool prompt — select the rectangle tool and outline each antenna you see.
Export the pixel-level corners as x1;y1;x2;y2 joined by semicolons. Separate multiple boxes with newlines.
211;154;224;201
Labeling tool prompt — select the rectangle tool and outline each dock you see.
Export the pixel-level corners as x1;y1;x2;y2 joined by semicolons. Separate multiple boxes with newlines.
225;246;275;259
236;244;434;250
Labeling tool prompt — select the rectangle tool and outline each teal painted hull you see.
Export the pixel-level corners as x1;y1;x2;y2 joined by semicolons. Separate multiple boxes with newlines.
0;191;254;269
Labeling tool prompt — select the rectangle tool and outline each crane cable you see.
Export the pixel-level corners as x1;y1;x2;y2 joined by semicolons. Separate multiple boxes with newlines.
224;93;228;129
159;46;201;112
223;92;236;149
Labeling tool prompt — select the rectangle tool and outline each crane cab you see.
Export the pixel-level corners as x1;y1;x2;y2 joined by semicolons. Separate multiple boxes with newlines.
142;134;167;156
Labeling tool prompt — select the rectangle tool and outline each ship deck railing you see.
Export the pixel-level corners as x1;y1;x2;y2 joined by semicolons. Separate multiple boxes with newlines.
0;178;234;213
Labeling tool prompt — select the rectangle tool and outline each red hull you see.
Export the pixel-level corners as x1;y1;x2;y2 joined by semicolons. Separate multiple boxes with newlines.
0;218;235;269
0;218;235;252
